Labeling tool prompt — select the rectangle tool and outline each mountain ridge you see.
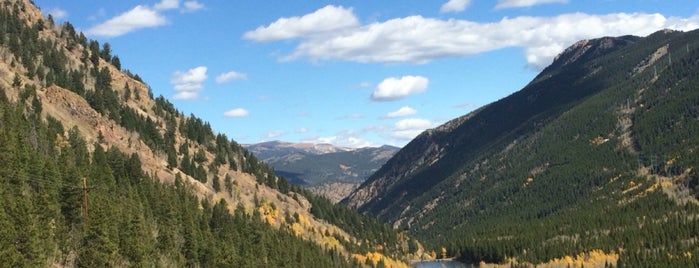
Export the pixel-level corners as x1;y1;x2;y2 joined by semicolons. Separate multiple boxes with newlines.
245;140;399;202
0;0;419;266
344;28;699;265
345;34;642;213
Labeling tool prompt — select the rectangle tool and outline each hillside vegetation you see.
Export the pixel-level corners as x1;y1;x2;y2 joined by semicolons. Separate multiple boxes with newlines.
0;0;418;266
245;141;399;202
345;29;699;266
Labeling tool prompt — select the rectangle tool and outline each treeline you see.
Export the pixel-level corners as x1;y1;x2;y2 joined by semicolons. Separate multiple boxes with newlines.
0;86;357;266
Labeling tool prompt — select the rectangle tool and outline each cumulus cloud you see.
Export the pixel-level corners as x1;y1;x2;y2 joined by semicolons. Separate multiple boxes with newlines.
371;76;428;102
441;0;471;13
392;118;434;140
86;0;204;37
216;71;248;83
296;127;308;133
171;66;207;100
85;5;167;37
495;0;568;9
247;7;699;69
382;106;417;119
243;5;359;42
223;108;250;118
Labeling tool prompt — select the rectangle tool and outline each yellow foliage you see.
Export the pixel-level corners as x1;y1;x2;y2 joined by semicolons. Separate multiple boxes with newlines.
351;252;409;268
322;235;341;249
297;213;311;227
258;202;279;225
264;214;276;225
546;249;618;267
290;222;304;236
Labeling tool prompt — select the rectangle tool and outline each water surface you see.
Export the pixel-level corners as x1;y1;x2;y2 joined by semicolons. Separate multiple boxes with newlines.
412;260;471;268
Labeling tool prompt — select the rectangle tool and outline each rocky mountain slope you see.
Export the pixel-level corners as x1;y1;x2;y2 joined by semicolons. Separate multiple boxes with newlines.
0;0;419;266
245;141;399;202
345;29;699;266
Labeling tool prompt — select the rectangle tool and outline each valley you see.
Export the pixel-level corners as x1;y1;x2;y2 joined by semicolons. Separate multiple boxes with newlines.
244;140;398;202
2;0;699;267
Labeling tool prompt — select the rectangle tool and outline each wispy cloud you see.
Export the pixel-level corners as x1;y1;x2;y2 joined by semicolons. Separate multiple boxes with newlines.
223;108;250;118
154;0;179;10
183;1;205;12
303;130;379;148
382;106;417;119
441;0;471;13
337;113;365;120
246;6;699;69
215;71;248;83
371;76;428;102
495;0;568;9
48;8;68;19
171;66;207;100
391;118;434;140
266;130;285;138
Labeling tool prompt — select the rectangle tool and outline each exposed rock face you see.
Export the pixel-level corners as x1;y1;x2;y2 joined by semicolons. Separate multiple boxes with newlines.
307;182;360;203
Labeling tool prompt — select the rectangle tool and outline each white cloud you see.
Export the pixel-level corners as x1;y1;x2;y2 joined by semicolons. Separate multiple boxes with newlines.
296;127;308;133
85;5;167;37
441;0;471;13
183;1;205;12
48;8;68;19
216;71;248;83
172;91;198;100
371;76;428;102
303;132;379;148
266;130;284;138
243;5;359;42
249;9;699;69
154;0;179;10
392;118;434;140
223;108;250;118
171;66;207;100
495;0;568;9
382;106;417;118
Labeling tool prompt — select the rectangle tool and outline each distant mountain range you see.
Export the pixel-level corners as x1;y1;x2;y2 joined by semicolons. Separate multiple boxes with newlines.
244;141;399;202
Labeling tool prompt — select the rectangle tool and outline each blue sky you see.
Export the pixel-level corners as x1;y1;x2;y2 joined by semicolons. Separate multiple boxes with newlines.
34;0;699;147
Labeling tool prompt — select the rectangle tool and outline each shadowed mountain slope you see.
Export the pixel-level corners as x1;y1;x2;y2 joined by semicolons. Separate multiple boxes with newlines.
345;29;699;266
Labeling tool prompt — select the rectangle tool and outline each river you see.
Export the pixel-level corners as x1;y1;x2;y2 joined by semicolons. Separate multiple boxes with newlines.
412;260;471;268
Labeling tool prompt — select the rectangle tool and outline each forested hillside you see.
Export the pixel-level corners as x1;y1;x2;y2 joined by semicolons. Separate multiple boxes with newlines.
345;29;699;266
0;0;418;266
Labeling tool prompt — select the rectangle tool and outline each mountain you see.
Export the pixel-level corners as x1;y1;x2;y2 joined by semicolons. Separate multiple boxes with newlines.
245;141;399;202
245;140;355;157
0;0;420;266
344;29;699;266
